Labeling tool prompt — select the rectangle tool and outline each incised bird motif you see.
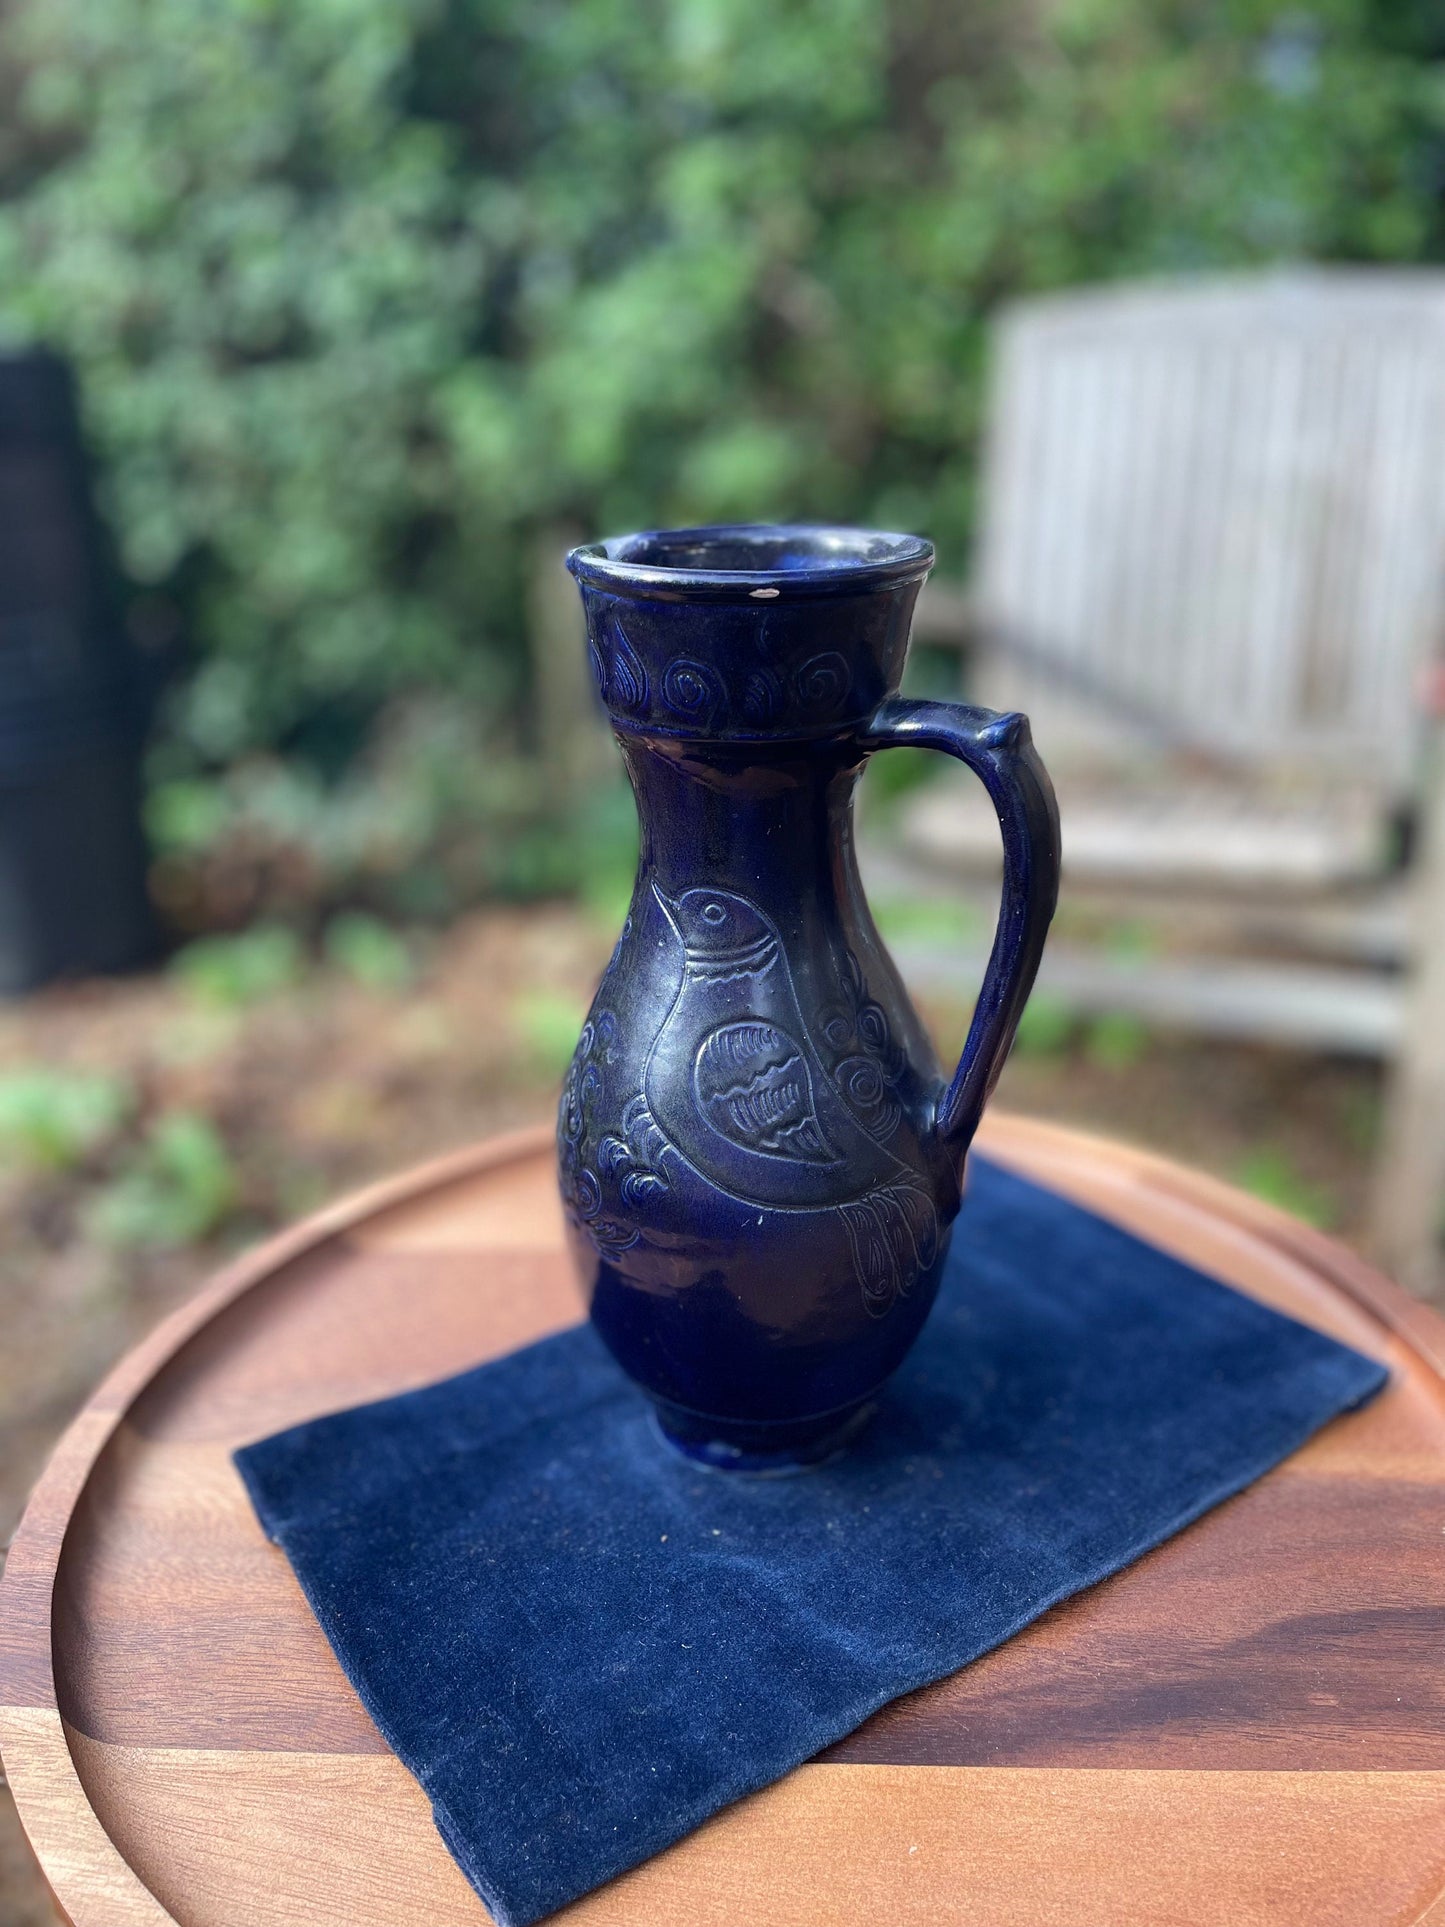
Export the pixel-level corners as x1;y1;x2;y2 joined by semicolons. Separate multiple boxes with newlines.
647;885;937;1311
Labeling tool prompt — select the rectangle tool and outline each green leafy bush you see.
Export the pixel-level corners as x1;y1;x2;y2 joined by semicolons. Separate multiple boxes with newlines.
0;0;1439;909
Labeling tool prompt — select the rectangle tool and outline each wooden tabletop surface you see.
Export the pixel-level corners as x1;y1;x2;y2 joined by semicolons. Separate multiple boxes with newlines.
2;1113;1444;1927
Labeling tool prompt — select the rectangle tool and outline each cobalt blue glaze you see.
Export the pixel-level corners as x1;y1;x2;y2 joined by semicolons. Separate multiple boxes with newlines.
561;525;1060;1470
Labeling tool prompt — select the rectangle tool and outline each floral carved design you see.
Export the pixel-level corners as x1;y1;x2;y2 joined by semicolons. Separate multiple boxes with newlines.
559;1008;670;1260
589;618;649;713
598;1095;673;1208
819;951;906;1145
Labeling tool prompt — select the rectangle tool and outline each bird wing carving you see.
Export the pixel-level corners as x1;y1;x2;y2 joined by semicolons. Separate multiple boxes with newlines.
692;1021;840;1165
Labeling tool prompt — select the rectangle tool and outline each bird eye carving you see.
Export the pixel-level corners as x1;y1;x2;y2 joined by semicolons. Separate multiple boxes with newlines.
702;902;726;925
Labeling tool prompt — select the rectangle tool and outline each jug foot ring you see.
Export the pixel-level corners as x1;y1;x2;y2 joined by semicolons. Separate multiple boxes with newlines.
650;1399;876;1475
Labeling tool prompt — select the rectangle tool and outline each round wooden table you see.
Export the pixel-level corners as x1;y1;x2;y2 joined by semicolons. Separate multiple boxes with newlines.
3;1115;1444;1927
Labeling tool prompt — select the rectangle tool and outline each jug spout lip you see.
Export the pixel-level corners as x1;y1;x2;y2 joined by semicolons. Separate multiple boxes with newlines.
568;523;934;603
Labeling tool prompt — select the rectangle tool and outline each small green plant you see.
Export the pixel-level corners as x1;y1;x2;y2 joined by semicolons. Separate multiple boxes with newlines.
0;1068;133;1172
512;990;586;1079
1012;992;1075;1058
144;778;230;853
88;1111;238;1248
171;927;305;1007
1102;919;1162;963
872;895;986;949
324;913;414;992
1236;1147;1337;1230
1084;1012;1152;1071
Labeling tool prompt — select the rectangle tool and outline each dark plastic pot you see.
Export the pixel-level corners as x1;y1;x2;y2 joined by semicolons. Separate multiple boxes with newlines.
0;350;157;992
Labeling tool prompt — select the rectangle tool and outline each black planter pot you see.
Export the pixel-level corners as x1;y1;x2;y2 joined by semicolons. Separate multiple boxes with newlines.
0;350;158;992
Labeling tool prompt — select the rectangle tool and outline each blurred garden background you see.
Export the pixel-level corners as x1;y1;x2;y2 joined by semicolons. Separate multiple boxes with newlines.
3;0;1445;1913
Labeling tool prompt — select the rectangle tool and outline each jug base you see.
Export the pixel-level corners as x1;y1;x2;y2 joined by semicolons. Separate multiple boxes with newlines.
651;1399;876;1475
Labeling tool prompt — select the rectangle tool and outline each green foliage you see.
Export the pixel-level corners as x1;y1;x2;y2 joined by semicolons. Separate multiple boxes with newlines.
146;698;577;922
171;926;306;1005
512;988;586;1078
872;893;986;948
324;911;415;990
860;748;938;813
1102;919;1161;963
1236;1145;1337;1227
1013;991;1077;1057
1083;1011;1153;1068
573;781;643;928
88;1111;238;1248
0;0;1440;901
582;867;642;939
0;1069;134;1171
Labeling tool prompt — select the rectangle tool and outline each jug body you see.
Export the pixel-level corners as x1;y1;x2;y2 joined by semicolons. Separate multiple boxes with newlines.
560;526;1059;1469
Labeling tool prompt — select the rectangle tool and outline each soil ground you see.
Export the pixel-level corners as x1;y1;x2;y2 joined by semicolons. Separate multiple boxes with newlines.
0;904;1387;1923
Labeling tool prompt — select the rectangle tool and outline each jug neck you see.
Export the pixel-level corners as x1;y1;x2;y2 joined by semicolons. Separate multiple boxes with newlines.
619;733;865;924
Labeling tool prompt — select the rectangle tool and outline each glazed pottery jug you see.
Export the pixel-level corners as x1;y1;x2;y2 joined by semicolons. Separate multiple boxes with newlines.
560;525;1060;1469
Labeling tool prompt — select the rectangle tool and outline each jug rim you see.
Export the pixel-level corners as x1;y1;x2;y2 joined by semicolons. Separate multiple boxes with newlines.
568;523;934;600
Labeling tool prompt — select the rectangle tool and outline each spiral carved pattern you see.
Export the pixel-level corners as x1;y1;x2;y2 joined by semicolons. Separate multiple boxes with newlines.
857;1001;890;1054
793;651;852;713
819;952;905;1143
661;658;725;725
742;668;782;725
593;639;871;732
833;1055;900;1142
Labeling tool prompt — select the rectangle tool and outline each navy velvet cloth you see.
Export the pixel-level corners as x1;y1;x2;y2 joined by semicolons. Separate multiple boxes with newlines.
236;1159;1386;1927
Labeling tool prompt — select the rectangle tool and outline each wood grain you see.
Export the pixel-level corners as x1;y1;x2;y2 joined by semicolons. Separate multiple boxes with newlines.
58;1737;1445;1927
3;1116;1445;1927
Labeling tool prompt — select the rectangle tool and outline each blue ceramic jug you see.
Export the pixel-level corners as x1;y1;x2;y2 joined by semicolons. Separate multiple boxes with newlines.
560;526;1060;1469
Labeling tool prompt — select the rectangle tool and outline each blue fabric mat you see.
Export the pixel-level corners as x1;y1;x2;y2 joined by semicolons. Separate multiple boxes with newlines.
236;1157;1386;1926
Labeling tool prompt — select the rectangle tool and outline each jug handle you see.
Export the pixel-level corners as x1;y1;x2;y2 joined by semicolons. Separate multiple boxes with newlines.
859;698;1061;1185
